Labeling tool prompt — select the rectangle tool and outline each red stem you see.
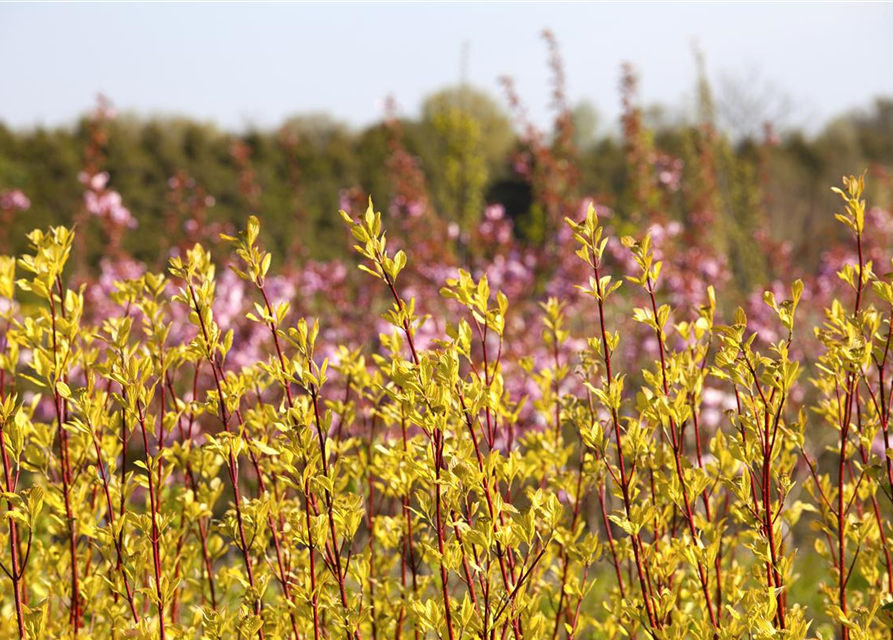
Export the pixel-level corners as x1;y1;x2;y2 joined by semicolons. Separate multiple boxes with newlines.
646;284;718;632
186;285;265;639
590;245;658;630
49;293;81;634
135;398;167;640
0;424;26;638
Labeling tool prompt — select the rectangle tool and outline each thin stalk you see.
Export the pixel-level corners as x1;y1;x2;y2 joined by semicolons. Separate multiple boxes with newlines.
397;411;421;640
88;421;139;622
645;284;718;632
49;292;81;634
691;393;723;614
135;397;166;640
185;285;264;639
165;370;217;610
836;225;865;640
256;283;320;640
0;421;26;638
380;270;456;640
589;241;658;630
309;385;363;640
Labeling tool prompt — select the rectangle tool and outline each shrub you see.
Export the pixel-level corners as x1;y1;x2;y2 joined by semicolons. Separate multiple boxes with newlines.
0;175;891;640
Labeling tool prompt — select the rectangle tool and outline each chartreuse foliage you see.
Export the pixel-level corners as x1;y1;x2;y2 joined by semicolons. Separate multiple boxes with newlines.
0;177;891;640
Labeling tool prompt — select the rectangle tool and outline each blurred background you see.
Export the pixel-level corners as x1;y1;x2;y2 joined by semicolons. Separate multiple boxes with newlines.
1;3;892;289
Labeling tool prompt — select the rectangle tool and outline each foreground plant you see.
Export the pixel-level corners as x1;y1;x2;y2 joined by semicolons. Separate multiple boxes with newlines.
0;176;891;640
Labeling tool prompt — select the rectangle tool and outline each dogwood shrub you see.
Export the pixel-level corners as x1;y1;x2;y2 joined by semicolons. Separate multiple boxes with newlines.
0;175;892;640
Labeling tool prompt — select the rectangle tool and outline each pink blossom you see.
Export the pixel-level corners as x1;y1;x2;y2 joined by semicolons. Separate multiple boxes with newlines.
1;189;30;212
485;204;505;221
83;184;136;229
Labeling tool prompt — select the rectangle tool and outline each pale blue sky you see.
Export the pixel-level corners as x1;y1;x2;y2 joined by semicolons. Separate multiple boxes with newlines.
1;3;892;133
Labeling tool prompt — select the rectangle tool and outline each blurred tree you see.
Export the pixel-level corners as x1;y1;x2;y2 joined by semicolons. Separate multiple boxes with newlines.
421;86;514;176
426;101;489;239
716;67;795;141
0;85;890;278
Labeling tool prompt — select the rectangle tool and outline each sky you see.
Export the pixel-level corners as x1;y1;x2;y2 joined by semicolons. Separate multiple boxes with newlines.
1;3;892;134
